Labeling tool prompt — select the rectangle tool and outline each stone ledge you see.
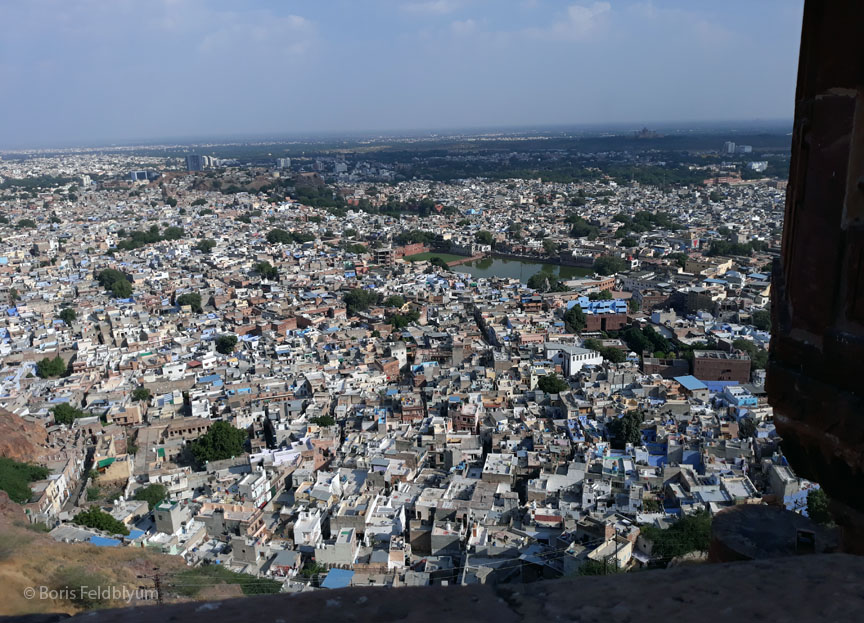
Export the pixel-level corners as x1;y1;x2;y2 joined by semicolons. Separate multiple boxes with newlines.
23;554;863;623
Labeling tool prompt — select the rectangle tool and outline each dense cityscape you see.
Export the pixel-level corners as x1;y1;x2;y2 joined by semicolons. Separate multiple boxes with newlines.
0;128;827;611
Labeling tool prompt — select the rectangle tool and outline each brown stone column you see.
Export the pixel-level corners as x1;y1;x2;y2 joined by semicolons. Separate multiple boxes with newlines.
768;0;864;553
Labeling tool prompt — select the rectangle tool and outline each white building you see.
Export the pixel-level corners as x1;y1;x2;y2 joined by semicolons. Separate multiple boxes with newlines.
294;508;323;549
237;467;272;509
544;343;603;376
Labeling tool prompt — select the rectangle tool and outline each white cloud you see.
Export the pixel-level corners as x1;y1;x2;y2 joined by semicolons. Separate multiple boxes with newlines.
546;2;611;40
402;1;463;15
450;18;477;36
198;12;315;59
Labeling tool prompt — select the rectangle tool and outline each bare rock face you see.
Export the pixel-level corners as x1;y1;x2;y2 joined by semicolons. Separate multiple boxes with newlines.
0;408;49;463
0;490;26;526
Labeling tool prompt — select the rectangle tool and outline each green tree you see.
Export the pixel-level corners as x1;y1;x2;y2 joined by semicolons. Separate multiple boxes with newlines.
266;228;292;244
619;236;638;248
190;421;248;465
667;252;688;269
132;387;151;402
195;239;216;254
576;558;624;576
110;279;133;298
36;356;67;378
8;288;19;304
58;308;76;325
165;197;178;207
162;226;184;240
52;403;88;425
191;198;207;206
564;305;586;333
176;292;203;313
0;457;50;503
475;230;494;246
73;506;129;536
639;511;711;562
96;269;133;298
384;295;405;308
583;338;603;351
429;256;451;271
602;347;626;363
542;238;558;255
133;483;167;509
732;338;768;370
527;273;554;292
593;255;628;276
253;261;279;280
343;288;382;315
310;415;336;427
752;309;771;331
215;334;238;355
607;411;644;448
17;218;36;229
388;309;420;329
567;214;599;239
537;373;569;394
806;488;832;526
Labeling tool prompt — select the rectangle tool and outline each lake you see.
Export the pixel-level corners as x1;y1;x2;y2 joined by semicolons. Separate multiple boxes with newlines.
453;256;593;283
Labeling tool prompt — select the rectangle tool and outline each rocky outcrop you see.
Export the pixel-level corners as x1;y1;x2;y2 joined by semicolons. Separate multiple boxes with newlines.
0;408;49;463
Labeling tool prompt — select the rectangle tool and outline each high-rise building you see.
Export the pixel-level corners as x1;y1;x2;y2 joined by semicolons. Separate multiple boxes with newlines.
186;154;204;171
276;158;291;169
722;141;736;154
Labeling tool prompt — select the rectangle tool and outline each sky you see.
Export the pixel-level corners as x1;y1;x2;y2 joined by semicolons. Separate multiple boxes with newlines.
0;0;804;148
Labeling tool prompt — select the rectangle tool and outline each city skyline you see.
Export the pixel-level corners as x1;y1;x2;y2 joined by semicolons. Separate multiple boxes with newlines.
0;0;803;148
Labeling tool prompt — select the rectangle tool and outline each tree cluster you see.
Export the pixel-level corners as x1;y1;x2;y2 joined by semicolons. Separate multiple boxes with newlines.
215;334;238;355
567;214;599;239
621;325;672;357
388;309;420;329
639;511;711;563
96;268;133;298
189;420;248;465
73;506;130;536
266;228;314;245
526;272;569;293
0;457;50;503
53;403;89;425
537;373;569;394
607;411;644;449
563;305;586;333
253;261;279;280
176;292;203;313
112;224;184;252
593;255;628;276
195;239;216;254
343;288;382;315
133;483;167;509
58;308;76;325
732;338;768;370
37;356;67;378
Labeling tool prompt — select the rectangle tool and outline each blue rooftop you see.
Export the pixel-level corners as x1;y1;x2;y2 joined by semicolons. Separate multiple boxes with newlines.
674;375;708;392
321;568;354;589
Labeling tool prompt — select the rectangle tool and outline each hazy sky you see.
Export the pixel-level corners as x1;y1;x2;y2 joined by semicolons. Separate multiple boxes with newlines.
0;0;803;148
